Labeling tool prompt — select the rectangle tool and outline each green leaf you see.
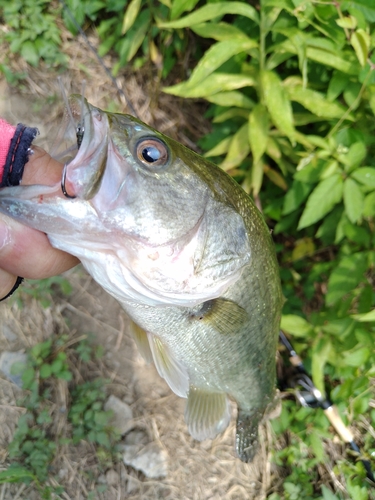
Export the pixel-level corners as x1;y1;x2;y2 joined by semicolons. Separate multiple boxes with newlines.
309;432;325;461
363;191;375;217
158;2;259;28
213;108;249;123
351;167;375;188
118;10;150;65
336;15;357;29
220;122;249;170
280;315;312;337
321;485;340;500
20;41;39;66
298;174;343;229
164;72;256;98
306;47;358;75
285;85;353;120
282;181;312;215
312;336;332;395
40;363;52;379
0;465;35;484
248;104;269;165
341;0;375;22
204;136;232;157
326;253;368;305
122;0;142;35
170;0;200;20
352;309;375;322
343;346;370;367
316;206;344;245
251;161;264;195
343;177;364;223
350;29;370;67
327;72;350;101
191;22;249;41
261;70;295;143
206;91;254;109
182;39;258;89
338;142;367;172
292;237;315;261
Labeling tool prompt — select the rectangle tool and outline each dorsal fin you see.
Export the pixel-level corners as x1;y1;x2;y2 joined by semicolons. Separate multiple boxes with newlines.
189;298;248;335
185;386;231;441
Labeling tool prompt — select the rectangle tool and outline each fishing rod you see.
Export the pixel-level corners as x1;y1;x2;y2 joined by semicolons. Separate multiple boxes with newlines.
279;330;375;484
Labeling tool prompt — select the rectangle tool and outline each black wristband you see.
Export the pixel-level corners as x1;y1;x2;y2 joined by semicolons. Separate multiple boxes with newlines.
0;123;39;188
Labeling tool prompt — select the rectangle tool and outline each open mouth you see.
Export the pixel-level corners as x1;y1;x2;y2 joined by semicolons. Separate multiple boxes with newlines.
52;94;109;200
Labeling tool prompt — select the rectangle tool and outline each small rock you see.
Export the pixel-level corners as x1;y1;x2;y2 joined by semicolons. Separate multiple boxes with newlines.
0;350;27;387
3;325;17;342
122;442;168;478
105;469;119;486
104;395;134;435
58;469;68;480
124;430;148;446
97;474;107;484
126;476;139;494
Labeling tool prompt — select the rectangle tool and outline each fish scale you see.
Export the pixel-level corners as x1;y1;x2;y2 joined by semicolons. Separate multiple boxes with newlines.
0;97;282;461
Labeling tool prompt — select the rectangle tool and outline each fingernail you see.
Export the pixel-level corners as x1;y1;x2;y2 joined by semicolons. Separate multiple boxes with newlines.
0;220;11;251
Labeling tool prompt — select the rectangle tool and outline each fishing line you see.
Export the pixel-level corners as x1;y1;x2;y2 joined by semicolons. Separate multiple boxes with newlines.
59;0;139;117
279;330;375;484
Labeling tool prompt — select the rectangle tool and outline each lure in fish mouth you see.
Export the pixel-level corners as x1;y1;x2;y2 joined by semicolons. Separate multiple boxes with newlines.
0;97;283;462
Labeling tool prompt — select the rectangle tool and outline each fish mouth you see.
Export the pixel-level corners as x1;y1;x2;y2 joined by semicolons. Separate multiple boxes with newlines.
58;95;109;200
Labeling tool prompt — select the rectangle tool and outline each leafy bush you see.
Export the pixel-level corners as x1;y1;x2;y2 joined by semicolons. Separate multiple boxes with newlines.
159;0;375;497
0;336;118;498
0;0;66;70
63;0;194;77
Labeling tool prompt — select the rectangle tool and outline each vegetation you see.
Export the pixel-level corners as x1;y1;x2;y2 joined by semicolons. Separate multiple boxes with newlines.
0;0;375;498
0;334;119;498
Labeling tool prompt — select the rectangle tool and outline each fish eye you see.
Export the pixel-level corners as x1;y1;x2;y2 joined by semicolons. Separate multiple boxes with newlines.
136;138;169;169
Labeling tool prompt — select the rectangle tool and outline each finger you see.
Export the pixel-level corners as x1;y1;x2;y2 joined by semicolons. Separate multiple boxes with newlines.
0;216;78;279
0;268;19;301
23;146;63;185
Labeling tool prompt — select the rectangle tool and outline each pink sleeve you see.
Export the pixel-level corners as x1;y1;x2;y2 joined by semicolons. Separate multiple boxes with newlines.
0;118;16;183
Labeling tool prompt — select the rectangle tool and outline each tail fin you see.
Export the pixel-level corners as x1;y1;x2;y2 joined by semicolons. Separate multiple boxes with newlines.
235;409;261;462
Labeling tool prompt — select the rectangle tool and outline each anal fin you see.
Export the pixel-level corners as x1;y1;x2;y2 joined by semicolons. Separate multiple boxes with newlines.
185;386;231;441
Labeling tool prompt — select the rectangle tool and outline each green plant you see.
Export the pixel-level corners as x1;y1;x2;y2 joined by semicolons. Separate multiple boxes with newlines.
62;0;196;78
15;276;73;308
69;378;119;449
0;335;118;498
158;1;375;497
0;0;66;69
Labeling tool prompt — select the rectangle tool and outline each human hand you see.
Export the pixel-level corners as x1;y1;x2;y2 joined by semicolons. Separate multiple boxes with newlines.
0;146;79;300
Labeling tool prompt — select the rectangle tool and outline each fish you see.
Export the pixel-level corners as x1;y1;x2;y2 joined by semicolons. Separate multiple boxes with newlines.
0;96;283;461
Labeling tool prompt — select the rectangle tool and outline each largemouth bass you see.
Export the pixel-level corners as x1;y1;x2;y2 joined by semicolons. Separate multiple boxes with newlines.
0;97;282;461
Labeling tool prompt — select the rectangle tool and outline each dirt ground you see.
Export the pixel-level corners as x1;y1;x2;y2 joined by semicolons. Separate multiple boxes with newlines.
0;30;282;500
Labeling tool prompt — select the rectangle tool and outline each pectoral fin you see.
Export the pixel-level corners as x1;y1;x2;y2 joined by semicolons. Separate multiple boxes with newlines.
190;298;248;335
185;386;231;441
128;321;153;364
148;334;189;398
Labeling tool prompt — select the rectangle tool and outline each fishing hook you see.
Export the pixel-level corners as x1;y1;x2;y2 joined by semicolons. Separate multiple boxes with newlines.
61;163;76;199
